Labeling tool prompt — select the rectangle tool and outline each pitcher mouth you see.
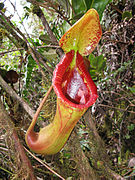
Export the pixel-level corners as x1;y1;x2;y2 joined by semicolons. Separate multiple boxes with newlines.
53;50;98;109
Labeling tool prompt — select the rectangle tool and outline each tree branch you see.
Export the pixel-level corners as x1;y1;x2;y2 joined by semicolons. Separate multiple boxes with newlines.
85;109;124;179
39;8;64;57
0;75;35;118
27;1;64;57
0;99;37;180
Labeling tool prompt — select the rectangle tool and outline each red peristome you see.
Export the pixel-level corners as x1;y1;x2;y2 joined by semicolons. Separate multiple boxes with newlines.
53;50;98;109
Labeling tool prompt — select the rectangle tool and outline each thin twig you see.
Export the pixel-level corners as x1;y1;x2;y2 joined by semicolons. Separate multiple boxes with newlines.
28;47;48;80
0;147;8;152
110;3;123;14
98;104;135;114
37;45;59;49
27;1;64;57
0;45;59;56
104;90;134;106
27;85;53;131
34;85;53;119
0;48;24;56
35;0;72;25
24;147;65;180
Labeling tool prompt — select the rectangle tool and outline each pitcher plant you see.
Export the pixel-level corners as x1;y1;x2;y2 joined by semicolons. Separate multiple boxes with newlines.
25;9;102;155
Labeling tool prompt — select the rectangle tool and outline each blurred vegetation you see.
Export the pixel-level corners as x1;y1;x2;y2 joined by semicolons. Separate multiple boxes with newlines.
0;0;135;179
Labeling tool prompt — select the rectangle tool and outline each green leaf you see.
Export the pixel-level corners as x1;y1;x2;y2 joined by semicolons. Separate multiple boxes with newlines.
125;134;130;139
84;0;93;11
72;0;112;21
90;69;97;80
23;6;31;12
61;20;71;34
127;124;135;131
97;55;106;72
89;53;95;62
5;65;9;70
25;55;36;88
71;13;84;21
122;11;132;20
39;34;52;44
118;156;122;165
72;0;87;15
129;87;135;94
91;0;112;20
63;152;71;158
14;64;18;69
89;54;106;72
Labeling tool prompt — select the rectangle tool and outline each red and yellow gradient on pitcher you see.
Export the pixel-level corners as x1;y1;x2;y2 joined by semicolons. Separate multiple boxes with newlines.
25;9;102;155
